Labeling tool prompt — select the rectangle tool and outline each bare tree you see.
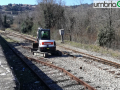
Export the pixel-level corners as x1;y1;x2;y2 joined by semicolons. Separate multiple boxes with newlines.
0;13;2;28
33;0;65;39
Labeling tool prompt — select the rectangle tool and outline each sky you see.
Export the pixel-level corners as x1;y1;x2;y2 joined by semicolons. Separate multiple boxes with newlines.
0;0;93;6
64;0;92;6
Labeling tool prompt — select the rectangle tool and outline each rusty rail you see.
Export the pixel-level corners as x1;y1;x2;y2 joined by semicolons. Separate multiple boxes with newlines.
26;56;96;90
21;45;77;58
6;30;120;68
7;31;36;42
21;45;32;50
58;45;120;68
4;31;97;90
0;35;54;90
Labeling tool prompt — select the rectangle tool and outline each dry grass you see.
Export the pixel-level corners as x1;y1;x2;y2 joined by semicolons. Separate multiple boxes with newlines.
5;28;120;59
56;40;120;59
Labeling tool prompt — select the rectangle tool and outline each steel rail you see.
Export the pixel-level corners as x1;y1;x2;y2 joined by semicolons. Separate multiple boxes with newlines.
5;31;120;68
0;35;54;90
58;45;120;68
21;45;77;58
5;31;96;90
26;56;96;90
7;31;36;42
20;45;97;89
21;45;96;89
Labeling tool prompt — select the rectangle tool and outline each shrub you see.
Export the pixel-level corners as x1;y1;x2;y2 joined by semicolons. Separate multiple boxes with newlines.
21;17;33;33
98;27;115;47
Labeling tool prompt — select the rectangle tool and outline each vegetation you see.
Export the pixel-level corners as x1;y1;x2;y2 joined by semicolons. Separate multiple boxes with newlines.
5;4;32;11
21;17;33;33
3;15;10;28
9;0;120;54
14;0;65;37
0;14;2;28
0;14;12;30
0;5;2;9
98;27;115;47
57;40;120;59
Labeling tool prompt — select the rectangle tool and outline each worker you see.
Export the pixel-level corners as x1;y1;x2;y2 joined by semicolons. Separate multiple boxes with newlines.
42;32;48;38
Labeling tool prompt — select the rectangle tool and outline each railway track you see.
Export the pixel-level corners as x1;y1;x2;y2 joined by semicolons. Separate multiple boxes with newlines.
0;31;97;89
2;29;120;89
19;45;97;90
7;31;36;42
58;45;120;68
6;30;120;69
26;56;96;90
0;35;53;90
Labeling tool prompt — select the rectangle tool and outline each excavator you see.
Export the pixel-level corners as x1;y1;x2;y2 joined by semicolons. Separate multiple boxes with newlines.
32;27;62;58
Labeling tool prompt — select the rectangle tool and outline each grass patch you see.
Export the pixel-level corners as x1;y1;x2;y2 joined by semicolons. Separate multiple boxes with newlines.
6;28;37;39
57;40;120;59
5;37;16;42
3;36;19;43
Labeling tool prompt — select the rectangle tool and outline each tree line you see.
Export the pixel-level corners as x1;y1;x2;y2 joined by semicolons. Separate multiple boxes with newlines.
12;0;120;49
5;4;32;11
0;14;13;30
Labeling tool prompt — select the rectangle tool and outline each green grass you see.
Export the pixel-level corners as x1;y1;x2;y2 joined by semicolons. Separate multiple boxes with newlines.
56;40;120;59
3;36;19;43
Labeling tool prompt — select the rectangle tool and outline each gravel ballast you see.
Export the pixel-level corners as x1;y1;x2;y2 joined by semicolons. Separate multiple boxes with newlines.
0;39;18;90
2;30;120;90
51;46;120;90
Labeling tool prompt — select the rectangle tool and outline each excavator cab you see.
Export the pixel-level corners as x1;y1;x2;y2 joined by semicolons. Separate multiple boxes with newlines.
38;29;50;40
34;28;51;49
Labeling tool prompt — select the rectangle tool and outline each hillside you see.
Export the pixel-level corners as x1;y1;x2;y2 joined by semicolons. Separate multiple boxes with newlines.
0;4;36;15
